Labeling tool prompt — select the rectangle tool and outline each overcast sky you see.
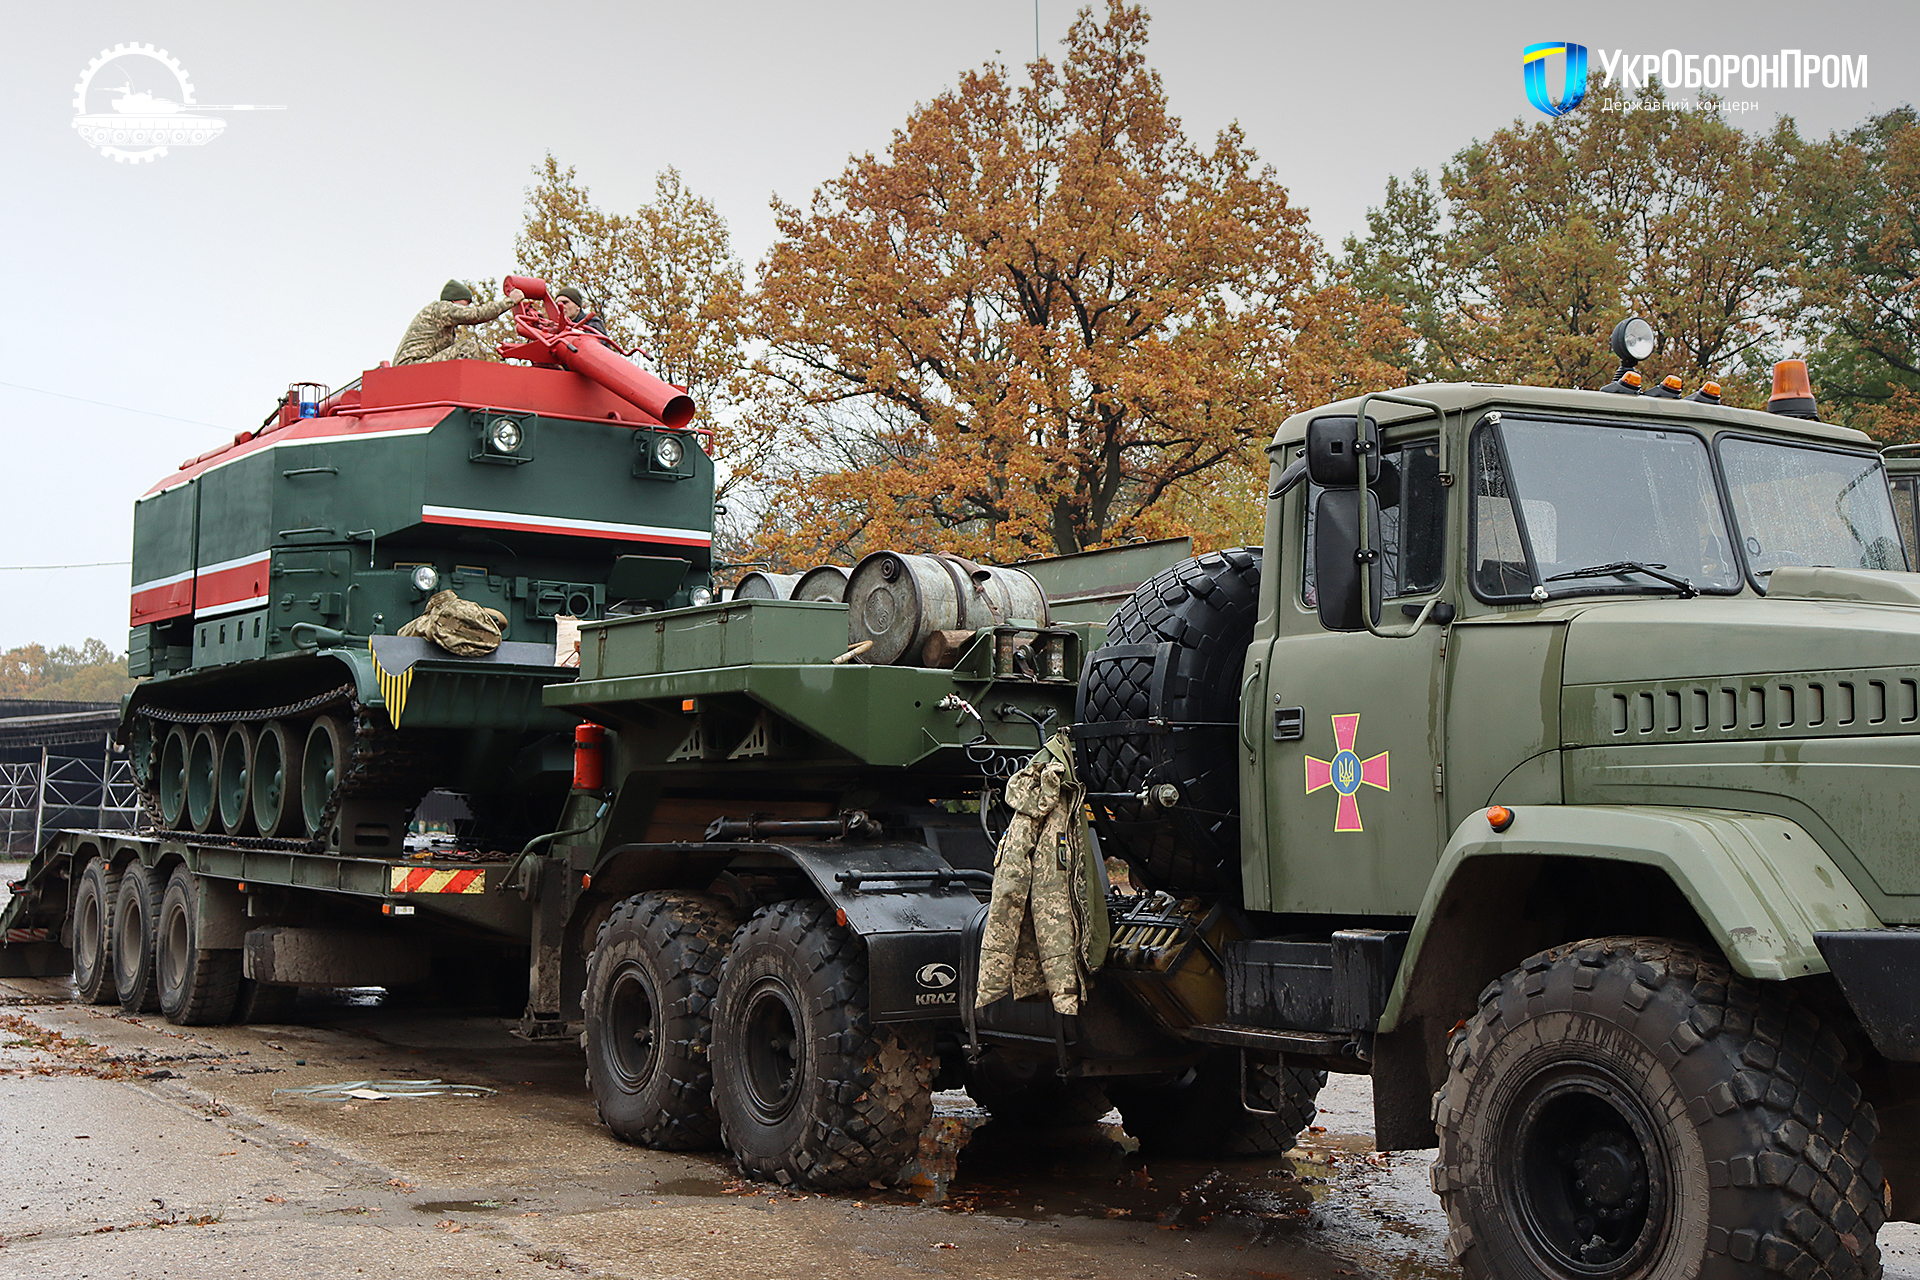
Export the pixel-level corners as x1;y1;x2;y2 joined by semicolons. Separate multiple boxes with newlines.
1;0;1912;650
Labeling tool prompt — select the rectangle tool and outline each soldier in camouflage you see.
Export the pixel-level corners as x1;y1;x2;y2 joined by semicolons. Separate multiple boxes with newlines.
975;731;1103;1016
392;280;524;365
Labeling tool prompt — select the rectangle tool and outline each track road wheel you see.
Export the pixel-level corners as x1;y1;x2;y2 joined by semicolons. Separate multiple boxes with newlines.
1434;937;1887;1280
71;857;121;1005
111;861;162;1013
1110;1050;1325;1156
583;891;739;1151
710;899;934;1189
157;866;241;1026
251;719;303;838
187;726;220;834
300;714;350;839
964;1054;1113;1127
216;723;254;835
157;725;190;830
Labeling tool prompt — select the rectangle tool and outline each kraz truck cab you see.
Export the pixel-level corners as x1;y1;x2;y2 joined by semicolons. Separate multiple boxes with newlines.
1070;353;1920;1280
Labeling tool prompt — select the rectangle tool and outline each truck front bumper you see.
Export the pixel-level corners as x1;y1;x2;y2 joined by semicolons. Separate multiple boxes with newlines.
1816;930;1920;1061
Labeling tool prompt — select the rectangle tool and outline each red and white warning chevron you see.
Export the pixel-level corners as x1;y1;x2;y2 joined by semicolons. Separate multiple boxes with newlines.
387;866;485;894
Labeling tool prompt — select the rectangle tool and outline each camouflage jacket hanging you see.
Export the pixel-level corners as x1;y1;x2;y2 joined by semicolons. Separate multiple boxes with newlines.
975;731;1107;1016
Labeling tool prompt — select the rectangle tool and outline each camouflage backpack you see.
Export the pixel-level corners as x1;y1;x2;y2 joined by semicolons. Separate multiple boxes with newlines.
398;590;508;657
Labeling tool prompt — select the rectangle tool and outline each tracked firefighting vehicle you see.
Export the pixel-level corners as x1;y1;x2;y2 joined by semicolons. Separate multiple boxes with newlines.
7;308;1920;1280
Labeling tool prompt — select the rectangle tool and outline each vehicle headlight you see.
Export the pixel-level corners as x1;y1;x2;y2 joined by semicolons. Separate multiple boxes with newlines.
1611;316;1656;363
488;417;524;454
410;565;439;593
653;434;685;469
688;584;714;606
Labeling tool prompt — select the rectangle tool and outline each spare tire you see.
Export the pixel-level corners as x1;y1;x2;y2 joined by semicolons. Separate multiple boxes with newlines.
1075;548;1260;895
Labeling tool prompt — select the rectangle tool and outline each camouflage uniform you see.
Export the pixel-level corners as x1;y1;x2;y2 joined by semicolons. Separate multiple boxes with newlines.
398;590;507;657
975;732;1106;1015
392;297;514;366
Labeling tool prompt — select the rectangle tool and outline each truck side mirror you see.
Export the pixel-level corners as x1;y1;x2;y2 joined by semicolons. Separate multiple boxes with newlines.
1314;488;1383;632
1306;416;1381;488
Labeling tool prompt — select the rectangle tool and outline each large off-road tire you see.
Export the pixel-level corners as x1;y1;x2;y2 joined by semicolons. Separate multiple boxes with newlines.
710;899;934;1189
1434;937;1887;1280
1110;1050;1325;1156
112;861;163;1014
964;1053;1113;1127
156;866;242;1026
1076;547;1261;894
71;857;121;1005
583;890;739;1151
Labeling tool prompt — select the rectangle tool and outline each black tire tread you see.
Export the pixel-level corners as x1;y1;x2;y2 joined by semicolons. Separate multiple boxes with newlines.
712;899;933;1190
113;862;162;1014
1434;936;1886;1280
158;867;242;1026
1078;548;1261;893
583;890;738;1151
72;858;121;1006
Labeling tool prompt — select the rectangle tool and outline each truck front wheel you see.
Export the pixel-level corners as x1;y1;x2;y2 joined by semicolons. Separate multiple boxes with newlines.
710;899;934;1189
1435;937;1885;1280
582;890;738;1151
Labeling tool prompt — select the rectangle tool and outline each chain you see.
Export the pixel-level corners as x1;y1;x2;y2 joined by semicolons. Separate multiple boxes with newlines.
134;683;355;726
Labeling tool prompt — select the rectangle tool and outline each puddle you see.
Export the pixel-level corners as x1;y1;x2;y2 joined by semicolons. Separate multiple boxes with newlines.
412;1199;509;1213
885;1111;1327;1238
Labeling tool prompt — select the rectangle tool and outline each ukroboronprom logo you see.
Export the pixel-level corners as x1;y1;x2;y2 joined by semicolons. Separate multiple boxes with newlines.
71;43;282;163
1523;42;1590;117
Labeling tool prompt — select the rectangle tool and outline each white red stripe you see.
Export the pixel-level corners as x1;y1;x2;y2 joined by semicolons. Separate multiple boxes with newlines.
143;415;443;498
129;551;271;626
420;505;710;547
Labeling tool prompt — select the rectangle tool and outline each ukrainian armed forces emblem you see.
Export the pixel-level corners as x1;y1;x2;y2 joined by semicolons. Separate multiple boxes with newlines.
1305;713;1390;833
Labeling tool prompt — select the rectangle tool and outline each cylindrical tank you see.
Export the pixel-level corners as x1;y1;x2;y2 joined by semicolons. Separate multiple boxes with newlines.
792;565;852;603
845;552;1050;665
734;571;799;601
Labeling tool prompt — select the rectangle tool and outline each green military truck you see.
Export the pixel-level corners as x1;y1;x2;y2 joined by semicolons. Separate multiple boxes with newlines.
8;320;1920;1279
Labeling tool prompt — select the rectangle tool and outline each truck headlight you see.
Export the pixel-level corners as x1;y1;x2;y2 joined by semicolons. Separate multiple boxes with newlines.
488;418;524;454
653;434;685;469
410;565;439;593
688;585;714;606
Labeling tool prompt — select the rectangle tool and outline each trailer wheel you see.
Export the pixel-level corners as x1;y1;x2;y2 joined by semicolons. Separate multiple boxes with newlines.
156;866;241;1026
1434;937;1886;1280
583;891;739;1151
1076;548;1262;894
964;1054;1113;1126
111;861;163;1013
1110;1050;1325;1156
71;857;121;1005
711;899;934;1189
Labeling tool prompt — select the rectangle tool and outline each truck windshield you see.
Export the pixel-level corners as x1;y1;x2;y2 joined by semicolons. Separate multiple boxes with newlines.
1473;417;1741;601
1717;438;1908;583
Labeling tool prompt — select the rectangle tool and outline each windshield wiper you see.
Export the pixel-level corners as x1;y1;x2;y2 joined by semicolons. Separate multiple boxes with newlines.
1542;560;1698;599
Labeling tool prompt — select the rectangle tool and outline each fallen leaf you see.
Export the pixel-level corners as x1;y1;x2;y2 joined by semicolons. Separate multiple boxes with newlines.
436;1220;462;1233
264;1196;286;1204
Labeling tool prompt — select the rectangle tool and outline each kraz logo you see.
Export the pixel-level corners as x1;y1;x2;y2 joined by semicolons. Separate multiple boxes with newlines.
1523;41;1590;116
914;962;958;1006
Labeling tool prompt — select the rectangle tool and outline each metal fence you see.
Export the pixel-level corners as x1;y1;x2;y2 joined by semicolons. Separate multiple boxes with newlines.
0;746;141;856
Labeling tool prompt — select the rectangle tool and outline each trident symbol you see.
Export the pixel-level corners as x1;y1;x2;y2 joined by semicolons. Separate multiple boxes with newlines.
1305;714;1391;833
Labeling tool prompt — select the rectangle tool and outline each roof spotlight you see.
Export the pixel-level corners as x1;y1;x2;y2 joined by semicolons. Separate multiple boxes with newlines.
1611;317;1657;366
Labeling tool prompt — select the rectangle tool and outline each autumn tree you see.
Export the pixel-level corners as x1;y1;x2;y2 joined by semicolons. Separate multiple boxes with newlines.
0;640;134;702
1345;84;1805;401
746;2;1400;565
1796;107;1920;439
514;158;766;552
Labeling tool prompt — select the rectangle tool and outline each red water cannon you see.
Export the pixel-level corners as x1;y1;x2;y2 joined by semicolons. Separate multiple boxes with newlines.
498;275;695;429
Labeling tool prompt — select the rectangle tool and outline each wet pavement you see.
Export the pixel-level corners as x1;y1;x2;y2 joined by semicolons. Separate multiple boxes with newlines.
3;856;1919;1278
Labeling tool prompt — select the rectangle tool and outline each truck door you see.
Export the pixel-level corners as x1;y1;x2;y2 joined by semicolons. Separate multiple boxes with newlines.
1251;435;1450;916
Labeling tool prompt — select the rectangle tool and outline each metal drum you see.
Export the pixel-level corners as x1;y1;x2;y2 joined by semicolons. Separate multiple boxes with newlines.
734;571;799;601
845;552;1050;665
792;565;852;603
